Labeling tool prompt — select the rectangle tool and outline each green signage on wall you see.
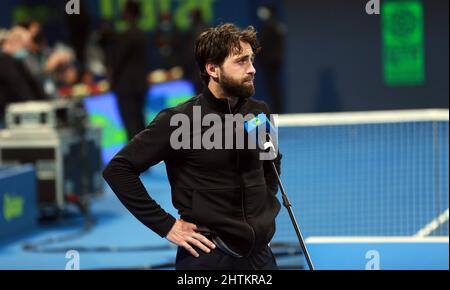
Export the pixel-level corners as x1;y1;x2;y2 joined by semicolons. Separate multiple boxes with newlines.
3;193;24;222
382;1;425;86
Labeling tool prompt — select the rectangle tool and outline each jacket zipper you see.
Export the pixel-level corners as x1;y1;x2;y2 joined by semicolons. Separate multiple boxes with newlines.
227;98;256;256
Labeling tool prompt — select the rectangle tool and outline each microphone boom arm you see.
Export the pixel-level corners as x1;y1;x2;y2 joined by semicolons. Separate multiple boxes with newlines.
270;154;315;270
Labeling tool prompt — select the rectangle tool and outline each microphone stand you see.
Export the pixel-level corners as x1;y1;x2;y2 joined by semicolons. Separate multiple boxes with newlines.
247;115;315;270
268;147;315;270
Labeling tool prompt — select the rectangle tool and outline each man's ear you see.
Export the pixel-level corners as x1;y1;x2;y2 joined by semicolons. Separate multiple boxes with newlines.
205;63;219;80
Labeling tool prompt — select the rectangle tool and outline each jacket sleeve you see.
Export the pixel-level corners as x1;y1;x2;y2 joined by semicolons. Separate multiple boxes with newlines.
102;109;176;238
261;102;282;196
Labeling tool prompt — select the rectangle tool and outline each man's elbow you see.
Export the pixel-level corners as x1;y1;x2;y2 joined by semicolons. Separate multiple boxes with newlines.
102;161;114;183
102;156;138;183
102;157;122;182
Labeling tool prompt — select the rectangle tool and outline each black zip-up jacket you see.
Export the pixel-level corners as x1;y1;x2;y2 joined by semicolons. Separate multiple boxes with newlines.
102;88;282;257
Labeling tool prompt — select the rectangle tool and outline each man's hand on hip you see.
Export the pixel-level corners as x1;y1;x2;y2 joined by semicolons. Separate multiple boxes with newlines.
166;219;216;257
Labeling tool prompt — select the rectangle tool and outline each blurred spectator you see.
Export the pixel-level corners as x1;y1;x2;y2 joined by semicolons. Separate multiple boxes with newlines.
1;26;32;56
0;26;46;125
182;9;209;94
17;20;86;98
111;0;148;141
84;24;108;79
16;20;57;96
65;0;90;70
97;20;116;77
154;12;182;70
44;43;79;89
17;20;47;78
257;5;286;114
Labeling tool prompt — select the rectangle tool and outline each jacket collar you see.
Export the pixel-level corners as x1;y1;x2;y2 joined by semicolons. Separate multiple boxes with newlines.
201;86;248;114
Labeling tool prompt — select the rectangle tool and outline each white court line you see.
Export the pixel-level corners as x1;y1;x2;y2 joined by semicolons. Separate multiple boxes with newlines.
415;208;450;237
305;236;449;244
276;109;449;127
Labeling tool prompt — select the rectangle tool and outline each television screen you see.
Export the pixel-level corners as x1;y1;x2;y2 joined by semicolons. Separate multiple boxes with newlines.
84;79;195;165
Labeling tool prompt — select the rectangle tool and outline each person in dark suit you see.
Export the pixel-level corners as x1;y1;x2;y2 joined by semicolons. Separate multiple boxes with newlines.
257;5;285;114
111;0;149;141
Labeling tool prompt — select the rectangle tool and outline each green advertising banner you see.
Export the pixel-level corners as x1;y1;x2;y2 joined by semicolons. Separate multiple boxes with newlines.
382;1;425;86
100;0;214;32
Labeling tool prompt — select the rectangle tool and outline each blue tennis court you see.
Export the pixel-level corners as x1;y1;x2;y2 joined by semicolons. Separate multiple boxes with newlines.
1;112;448;270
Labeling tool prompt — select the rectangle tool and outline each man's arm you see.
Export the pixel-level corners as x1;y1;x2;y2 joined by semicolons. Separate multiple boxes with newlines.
102;109;176;237
102;109;216;257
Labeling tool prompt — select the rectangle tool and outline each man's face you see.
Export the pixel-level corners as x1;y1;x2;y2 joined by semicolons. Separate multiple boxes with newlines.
217;41;256;99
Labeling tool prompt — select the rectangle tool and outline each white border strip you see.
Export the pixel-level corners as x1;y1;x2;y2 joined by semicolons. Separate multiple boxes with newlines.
305;236;449;244
276;109;449;127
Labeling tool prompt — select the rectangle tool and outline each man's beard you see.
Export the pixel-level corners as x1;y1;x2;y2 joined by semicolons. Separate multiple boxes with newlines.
218;71;255;99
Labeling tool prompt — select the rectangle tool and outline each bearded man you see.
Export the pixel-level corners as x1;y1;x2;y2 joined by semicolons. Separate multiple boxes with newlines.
103;23;282;270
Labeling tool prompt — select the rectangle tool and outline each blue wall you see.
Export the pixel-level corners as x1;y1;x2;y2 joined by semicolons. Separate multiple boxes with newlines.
284;0;449;113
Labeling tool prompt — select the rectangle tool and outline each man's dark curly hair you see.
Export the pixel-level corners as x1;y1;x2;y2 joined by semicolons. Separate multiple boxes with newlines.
195;23;260;85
